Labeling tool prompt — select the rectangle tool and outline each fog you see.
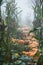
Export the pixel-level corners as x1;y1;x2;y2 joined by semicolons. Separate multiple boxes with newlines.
2;0;34;28
16;0;34;28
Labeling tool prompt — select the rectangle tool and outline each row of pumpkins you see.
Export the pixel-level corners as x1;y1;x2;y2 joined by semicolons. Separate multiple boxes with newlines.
11;33;39;58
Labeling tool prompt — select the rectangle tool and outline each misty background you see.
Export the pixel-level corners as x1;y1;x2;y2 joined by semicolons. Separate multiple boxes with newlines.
1;0;34;28
16;0;34;28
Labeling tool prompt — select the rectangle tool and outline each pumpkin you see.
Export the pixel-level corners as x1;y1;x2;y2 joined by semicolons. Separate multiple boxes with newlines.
29;43;39;48
17;40;25;44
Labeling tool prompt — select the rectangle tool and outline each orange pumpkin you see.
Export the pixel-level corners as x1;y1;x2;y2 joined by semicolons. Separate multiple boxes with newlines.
22;47;38;57
18;40;25;44
11;38;25;44
29;43;39;48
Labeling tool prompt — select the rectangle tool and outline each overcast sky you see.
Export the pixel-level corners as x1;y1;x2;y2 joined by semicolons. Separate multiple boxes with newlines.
2;0;34;28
